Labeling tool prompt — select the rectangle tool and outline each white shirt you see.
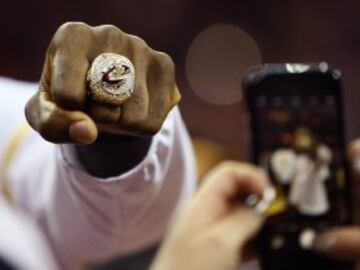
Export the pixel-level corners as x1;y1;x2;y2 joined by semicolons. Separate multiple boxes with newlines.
0;196;59;270
0;76;197;270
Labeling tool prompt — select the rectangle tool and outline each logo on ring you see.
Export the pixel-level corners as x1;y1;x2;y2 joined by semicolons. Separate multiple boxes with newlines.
87;53;135;105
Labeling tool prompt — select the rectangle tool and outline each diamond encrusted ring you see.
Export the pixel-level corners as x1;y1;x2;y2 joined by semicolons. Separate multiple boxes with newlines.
87;53;135;106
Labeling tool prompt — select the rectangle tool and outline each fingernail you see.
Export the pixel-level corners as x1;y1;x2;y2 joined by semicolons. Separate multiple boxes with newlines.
254;187;276;214
263;187;276;202
299;229;316;249
69;121;94;144
255;200;269;214
312;234;338;253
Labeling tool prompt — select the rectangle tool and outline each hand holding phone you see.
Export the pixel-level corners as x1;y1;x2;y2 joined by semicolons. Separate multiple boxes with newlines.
243;63;354;270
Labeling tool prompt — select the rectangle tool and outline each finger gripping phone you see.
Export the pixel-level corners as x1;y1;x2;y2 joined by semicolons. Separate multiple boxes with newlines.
243;63;353;270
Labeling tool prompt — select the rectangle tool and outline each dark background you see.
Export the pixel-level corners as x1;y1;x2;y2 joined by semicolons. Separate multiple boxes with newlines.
1;0;360;158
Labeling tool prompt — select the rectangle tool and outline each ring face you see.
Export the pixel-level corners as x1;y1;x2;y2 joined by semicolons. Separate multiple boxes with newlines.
87;53;135;105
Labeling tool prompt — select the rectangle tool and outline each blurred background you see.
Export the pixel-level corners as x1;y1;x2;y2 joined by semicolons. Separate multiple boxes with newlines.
1;0;360;158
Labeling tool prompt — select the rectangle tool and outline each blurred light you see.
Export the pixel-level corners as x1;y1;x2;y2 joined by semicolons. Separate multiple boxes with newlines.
186;24;262;105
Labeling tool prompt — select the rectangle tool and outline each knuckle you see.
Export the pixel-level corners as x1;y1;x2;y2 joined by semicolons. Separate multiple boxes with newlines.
98;24;122;39
53;22;91;47
95;24;126;48
154;52;175;75
56;22;90;36
64;21;89;29
216;160;238;173
129;35;152;58
129;35;148;48
220;160;237;167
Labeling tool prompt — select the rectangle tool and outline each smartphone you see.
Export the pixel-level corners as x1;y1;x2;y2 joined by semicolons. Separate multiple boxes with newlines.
243;63;353;270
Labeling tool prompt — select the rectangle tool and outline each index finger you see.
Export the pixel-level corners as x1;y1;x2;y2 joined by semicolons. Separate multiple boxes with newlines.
49;22;93;110
194;161;269;214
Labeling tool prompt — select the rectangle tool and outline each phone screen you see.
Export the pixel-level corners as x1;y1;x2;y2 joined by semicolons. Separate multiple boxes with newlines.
246;66;352;269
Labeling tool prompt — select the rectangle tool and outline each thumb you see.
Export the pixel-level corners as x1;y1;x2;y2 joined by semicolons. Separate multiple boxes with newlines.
348;139;360;176
312;227;360;261
26;91;98;144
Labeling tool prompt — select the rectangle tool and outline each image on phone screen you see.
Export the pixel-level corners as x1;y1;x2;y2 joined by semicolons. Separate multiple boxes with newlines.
247;71;351;251
257;93;348;221
245;65;353;270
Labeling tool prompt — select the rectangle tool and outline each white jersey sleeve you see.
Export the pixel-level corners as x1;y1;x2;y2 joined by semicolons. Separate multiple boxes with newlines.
0;196;59;270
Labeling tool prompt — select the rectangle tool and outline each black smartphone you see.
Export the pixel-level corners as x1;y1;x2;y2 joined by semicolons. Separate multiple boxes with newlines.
243;63;353;270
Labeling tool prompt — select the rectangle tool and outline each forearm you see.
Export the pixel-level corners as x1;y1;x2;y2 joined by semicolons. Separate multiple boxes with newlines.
74;134;152;178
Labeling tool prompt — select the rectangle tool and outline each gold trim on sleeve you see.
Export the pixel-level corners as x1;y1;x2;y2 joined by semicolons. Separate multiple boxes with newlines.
1;123;32;204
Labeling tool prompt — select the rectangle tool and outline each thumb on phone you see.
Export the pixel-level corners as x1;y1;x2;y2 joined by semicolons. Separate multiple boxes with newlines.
312;227;360;262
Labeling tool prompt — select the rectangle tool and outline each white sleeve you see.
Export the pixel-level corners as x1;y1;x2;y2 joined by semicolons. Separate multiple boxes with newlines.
0;77;36;154
0;76;197;270
0;196;59;270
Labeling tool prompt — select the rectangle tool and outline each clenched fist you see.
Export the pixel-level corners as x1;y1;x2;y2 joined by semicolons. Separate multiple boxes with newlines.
25;22;180;144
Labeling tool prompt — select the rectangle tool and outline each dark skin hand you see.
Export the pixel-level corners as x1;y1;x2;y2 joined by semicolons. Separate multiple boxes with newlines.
25;22;180;176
